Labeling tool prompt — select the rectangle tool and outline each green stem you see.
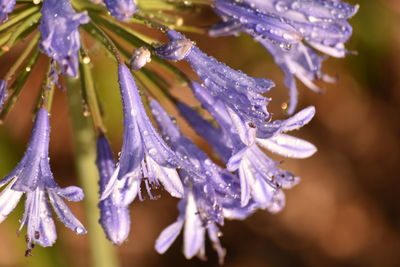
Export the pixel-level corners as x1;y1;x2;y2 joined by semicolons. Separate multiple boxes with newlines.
66;77;119;267
4;33;40;81
82;21;123;64
90;13;190;84
0;5;39;32
79;48;107;134
0;49;40;123
1;12;41;53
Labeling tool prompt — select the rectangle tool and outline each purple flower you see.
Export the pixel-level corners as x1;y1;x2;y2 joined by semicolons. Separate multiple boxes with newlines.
188;82;316;209
210;0;358;114
150;99;257;263
101;64;184;203
0;108;86;249
39;0;89;77
104;0;137;21
243;0;358;56
96;135;131;245
155;193;226;263
258;41;335;114
176;101;232;163
212;0;302;46
154;39;193;61
0;0;15;23
163;31;275;137
0;80;6;112
214;0;358;56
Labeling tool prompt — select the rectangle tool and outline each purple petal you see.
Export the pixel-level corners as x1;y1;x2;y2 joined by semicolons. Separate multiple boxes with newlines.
183;192;205;260
99;199;131;245
145;155;183;198
176;102;232;163
209;20;243;37
23;189;57;247
39;0;89;77
111;173;140;206
280;106;315;132
47;189;87;235
0;80;6;111
104;0;137;21
238;158;253;207
117;64;145;179
155;218;184;254
257;133;317;159
0;179;23;223
54;186;84;202
214;0;302;45
226;147;247;172
207;223;226;265
12;109;51;192
0;0;15;23
244;0;358;21
96;135;117;194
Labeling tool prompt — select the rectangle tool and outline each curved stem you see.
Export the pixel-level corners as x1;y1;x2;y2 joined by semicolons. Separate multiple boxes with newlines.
4;33;40;82
1;12;41;53
79;47;107;134
66;77;120;267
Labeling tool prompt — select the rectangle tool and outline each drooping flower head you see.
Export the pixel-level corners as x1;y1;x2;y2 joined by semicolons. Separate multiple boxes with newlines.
156;30;275;138
176;101;232;163
104;0;137;21
39;0;89;77
96;135;131;245
183;82;316;209
150;99;255;263
101;64;184;208
0;108;86;250
212;0;303;46
0;0;15;23
210;0;358;114
258;41;334;114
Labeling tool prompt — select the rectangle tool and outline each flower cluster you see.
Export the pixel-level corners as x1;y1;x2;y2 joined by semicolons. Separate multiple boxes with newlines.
210;0;358;114
0;0;357;263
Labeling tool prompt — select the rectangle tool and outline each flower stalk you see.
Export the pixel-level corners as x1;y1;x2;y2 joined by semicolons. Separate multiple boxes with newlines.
66;76;119;267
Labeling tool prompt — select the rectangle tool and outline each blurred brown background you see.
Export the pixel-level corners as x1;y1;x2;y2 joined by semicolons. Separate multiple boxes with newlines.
0;0;399;266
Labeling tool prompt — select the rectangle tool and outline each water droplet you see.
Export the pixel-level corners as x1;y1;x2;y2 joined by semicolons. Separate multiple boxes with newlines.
75;227;85;234
149;148;157;155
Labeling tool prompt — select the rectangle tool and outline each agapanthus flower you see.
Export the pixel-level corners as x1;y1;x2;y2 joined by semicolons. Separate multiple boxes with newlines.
212;0;303;46
185;82;316;209
39;0;89;77
0;0;15;23
101;64;184;205
103;0;137;22
258;40;335;114
97;135;131;245
176;101;232;163
150;99;254;263
0;79;6;111
157;30;275;138
0;0;358;263
0;108;86;250
210;0;358;113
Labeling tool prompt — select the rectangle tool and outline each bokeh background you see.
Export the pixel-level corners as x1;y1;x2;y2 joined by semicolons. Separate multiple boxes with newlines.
0;0;399;266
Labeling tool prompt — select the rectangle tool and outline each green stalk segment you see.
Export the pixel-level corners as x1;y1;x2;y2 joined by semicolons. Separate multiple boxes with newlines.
66;77;119;267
